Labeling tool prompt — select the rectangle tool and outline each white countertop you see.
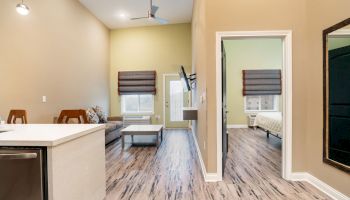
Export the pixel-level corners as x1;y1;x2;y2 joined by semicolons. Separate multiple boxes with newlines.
0;124;105;147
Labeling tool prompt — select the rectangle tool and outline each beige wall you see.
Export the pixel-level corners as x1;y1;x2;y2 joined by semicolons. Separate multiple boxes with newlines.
0;0;110;123
224;39;283;125
305;1;350;196
192;0;350;195
192;0;208;168
109;24;192;124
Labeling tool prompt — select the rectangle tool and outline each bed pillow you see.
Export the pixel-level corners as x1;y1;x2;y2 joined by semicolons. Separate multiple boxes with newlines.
86;108;99;124
93;106;108;123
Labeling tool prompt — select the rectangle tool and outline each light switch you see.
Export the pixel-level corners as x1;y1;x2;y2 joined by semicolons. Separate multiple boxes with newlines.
42;96;47;103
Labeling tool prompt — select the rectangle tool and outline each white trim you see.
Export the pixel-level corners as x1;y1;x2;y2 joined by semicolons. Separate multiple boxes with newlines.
190;128;220;182
216;30;293;181
290;173;349;200
227;124;249;129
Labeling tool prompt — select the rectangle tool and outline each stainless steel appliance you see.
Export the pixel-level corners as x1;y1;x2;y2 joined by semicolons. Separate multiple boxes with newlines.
0;147;47;200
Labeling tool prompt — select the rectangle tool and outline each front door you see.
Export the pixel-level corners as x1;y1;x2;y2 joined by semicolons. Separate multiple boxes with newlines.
165;75;189;128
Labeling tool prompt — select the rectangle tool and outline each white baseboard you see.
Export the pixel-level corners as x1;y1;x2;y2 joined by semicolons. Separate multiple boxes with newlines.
190;130;220;182
227;124;249;129
290;172;349;200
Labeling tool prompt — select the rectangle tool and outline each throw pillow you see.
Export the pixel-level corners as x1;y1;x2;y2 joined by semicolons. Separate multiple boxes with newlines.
93;106;108;123
86;108;99;124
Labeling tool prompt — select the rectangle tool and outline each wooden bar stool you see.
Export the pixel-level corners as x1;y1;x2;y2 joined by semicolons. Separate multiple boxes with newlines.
7;110;28;124
57;110;89;124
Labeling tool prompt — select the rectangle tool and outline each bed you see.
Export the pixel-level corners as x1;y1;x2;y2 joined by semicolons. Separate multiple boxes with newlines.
253;112;282;138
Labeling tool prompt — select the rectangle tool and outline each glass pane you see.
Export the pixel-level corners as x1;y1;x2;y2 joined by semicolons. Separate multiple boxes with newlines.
123;95;139;112
246;96;260;111
139;95;153;112
170;80;184;121
261;95;275;110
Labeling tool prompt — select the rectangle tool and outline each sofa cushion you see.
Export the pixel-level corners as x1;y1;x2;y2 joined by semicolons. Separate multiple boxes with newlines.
86;108;99;124
105;121;123;133
93;106;108;123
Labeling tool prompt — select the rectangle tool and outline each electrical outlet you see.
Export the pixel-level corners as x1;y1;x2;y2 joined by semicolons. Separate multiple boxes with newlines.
42;96;47;103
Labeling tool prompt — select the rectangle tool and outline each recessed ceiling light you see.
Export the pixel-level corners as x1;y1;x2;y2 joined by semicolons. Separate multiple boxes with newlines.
16;0;30;16
119;13;127;18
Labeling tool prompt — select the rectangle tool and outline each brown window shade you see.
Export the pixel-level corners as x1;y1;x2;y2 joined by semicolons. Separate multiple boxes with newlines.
118;71;156;95
242;69;281;96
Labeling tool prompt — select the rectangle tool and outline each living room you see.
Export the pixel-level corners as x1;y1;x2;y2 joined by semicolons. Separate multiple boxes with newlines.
1;0;349;200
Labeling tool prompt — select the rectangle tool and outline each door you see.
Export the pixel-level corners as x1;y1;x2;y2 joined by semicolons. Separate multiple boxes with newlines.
222;41;228;174
165;75;189;128
328;45;350;166
0;148;45;200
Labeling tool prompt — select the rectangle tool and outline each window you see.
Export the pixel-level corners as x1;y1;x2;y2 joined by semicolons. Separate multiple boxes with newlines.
121;94;154;115
244;95;278;112
170;80;184;122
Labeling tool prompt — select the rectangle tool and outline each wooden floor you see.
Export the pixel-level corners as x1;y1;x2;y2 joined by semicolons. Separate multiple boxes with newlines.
105;128;330;200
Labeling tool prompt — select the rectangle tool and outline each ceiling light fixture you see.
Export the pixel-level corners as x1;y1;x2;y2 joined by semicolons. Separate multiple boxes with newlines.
16;0;30;16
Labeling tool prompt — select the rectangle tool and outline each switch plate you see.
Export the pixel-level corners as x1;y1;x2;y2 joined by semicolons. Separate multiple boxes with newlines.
42;96;47;103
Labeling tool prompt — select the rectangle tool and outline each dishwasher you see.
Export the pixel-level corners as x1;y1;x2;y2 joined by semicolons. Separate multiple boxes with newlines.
0;147;48;200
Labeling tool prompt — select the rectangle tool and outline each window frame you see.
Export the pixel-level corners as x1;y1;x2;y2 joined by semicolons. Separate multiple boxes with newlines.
121;94;154;116
244;95;279;113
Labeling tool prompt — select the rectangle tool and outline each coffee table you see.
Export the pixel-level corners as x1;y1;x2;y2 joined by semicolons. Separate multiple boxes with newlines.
120;125;163;149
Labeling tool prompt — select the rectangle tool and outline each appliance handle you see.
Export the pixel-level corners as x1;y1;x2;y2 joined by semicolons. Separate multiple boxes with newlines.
0;153;37;160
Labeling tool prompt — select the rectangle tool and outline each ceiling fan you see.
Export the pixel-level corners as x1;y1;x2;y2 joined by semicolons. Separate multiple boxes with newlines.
130;0;168;24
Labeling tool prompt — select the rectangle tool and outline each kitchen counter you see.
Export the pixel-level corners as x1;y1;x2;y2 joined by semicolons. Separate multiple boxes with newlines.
0;124;106;200
0;124;105;146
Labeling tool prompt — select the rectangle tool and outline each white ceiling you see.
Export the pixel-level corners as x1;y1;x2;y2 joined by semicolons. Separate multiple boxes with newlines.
79;0;193;29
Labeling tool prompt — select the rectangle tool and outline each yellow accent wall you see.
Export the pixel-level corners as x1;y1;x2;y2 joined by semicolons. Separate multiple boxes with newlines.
0;0;109;123
329;37;350;50
224;39;283;125
109;24;192;124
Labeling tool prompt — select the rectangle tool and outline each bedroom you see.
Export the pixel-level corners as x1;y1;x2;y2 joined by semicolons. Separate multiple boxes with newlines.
223;37;284;178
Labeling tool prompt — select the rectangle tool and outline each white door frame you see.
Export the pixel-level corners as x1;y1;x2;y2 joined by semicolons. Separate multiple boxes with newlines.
216;30;293;181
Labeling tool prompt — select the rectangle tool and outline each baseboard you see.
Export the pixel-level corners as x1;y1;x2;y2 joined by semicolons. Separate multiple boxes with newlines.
290;172;349;200
227;124;249;129
190;130;220;182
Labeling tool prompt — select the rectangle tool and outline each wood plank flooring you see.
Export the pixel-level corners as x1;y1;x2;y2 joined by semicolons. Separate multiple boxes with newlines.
105;128;330;200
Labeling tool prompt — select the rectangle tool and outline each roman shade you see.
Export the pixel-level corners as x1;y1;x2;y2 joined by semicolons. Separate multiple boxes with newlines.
118;71;156;95
242;69;281;96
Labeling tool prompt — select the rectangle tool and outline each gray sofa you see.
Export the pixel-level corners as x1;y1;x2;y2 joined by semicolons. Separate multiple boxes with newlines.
105;116;124;145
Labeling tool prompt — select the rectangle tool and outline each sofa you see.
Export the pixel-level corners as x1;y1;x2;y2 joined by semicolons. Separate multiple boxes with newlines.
57;108;124;145
104;116;124;145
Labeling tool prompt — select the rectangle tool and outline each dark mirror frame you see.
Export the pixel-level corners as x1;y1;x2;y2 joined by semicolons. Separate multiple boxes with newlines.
323;18;350;173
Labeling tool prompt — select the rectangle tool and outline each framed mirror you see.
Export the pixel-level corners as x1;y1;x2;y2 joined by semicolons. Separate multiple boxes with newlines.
323;18;350;173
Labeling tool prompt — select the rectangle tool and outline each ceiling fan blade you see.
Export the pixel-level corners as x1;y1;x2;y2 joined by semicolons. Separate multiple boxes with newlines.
151;5;159;15
154;17;168;24
130;17;148;20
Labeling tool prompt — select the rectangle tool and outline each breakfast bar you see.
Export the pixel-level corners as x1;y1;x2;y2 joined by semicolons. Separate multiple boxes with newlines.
0;124;106;200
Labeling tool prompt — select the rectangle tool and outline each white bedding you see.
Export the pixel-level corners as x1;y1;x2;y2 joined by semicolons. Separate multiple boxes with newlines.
254;112;282;138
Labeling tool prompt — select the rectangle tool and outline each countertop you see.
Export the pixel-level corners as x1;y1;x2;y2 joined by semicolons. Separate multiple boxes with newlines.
0;124;105;147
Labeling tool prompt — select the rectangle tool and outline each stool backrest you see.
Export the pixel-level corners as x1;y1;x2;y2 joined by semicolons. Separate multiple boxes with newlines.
7;110;28;124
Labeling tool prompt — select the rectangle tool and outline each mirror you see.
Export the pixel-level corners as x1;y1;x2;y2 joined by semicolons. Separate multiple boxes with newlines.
323;18;350;173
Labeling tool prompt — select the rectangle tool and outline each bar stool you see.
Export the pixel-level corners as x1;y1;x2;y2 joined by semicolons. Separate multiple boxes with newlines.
7;110;28;124
57;110;89;124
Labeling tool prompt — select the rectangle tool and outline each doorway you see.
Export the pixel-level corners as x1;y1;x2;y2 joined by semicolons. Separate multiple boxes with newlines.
164;74;189;128
216;31;293;181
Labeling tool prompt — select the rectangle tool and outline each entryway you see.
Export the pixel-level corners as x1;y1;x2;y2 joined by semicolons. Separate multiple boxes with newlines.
163;74;189;128
216;31;293;181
